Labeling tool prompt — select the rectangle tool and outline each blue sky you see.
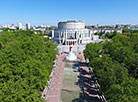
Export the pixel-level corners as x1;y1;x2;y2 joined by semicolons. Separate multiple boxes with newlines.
0;0;138;25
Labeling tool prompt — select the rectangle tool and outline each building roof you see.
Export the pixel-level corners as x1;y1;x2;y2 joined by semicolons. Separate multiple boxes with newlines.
94;28;122;30
58;20;85;23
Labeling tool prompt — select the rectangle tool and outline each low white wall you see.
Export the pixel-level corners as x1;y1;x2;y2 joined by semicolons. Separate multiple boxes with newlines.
57;45;86;52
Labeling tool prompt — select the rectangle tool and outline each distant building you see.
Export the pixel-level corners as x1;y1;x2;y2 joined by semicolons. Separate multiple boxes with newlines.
130;28;138;30
18;22;22;30
124;24;131;29
52;20;93;45
93;28;122;34
37;26;46;32
26;23;31;29
92;35;99;40
9;24;15;29
40;24;46;28
3;25;10;28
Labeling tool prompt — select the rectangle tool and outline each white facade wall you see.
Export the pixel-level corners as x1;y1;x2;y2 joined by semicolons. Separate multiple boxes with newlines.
92;35;99;40
57;45;86;52
52;20;93;45
18;22;22;30
58;21;85;29
26;23;31;29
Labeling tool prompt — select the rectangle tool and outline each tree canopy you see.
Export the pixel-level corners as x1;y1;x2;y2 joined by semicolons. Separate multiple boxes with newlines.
84;31;138;102
0;30;57;102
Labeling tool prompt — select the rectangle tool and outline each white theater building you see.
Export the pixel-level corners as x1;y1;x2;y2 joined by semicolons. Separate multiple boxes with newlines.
51;20;94;52
52;20;93;45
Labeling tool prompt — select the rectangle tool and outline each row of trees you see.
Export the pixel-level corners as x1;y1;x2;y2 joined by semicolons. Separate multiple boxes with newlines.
95;31;118;39
84;31;138;102
0;30;57;101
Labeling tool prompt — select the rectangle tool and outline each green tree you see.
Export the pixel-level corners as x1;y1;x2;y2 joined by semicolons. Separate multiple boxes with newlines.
0;31;57;102
84;32;138;102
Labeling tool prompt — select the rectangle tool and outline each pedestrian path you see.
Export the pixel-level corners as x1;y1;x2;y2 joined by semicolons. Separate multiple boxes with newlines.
44;52;106;102
45;53;67;102
76;52;106;102
61;59;83;102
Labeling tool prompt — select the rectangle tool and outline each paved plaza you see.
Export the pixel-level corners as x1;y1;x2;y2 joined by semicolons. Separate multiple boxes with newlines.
45;52;106;102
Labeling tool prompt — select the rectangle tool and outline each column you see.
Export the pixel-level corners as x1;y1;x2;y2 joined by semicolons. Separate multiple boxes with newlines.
66;31;67;39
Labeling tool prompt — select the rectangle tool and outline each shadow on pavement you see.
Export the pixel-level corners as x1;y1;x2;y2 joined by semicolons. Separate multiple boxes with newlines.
72;62;105;102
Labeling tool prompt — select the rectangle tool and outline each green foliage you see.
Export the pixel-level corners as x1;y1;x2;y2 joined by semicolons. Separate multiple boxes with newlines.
95;31;120;39
0;31;57;102
48;27;53;31
1;28;15;31
133;30;138;33
105;31;118;39
84;43;102;61
84;32;138;101
95;31;105;38
106;78;138;102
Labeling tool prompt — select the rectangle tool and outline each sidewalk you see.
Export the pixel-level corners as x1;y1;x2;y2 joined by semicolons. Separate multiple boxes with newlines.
45;53;67;102
76;52;106;102
44;51;106;102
